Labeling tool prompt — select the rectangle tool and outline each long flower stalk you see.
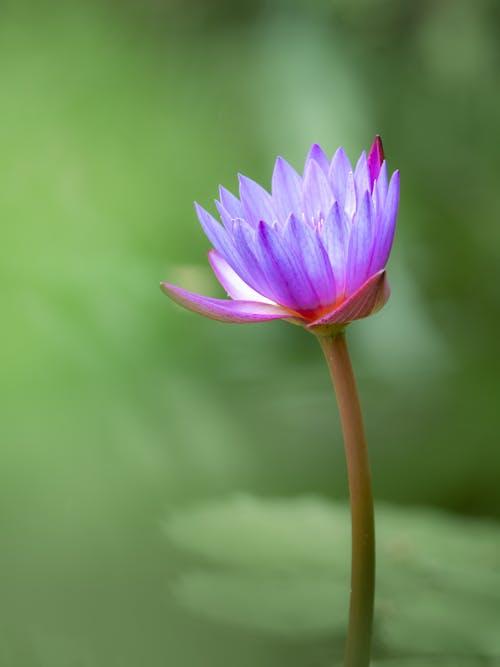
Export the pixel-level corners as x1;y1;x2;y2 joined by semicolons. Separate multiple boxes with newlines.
317;331;375;667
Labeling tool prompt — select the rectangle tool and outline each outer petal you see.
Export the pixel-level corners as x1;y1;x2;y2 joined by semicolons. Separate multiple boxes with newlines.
160;283;293;323
345;191;376;296
208;250;275;303
271;157;303;223
218;185;243;219
194;203;269;298
214;200;235;232
255;220;319;311
321;202;350;294
195;202;238;264
284;214;336;307
307;270;390;330
238;174;276;226
231;220;277;299
370;170;400;273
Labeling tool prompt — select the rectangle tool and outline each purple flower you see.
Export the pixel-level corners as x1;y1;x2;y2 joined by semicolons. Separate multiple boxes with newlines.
161;136;399;333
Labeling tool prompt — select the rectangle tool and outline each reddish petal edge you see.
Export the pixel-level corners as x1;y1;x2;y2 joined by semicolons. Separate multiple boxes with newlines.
307;270;390;331
160;282;294;324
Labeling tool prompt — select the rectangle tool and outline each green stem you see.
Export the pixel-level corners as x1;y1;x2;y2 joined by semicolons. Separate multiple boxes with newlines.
317;332;375;667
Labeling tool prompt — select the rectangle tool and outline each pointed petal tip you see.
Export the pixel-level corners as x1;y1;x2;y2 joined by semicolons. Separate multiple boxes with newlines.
367;136;385;187
370;135;384;158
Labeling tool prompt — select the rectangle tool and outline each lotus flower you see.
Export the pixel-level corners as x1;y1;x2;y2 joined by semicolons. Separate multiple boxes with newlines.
161;136;399;333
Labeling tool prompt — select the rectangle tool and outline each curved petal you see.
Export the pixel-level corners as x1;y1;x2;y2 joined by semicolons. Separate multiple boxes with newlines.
305;144;331;174
354;151;370;202
321;202;350;294
238;174;276;226
214;200;235;232
370;170;400;273
367;135;384;189
160;283;293;323
328;147;352;205
345;191;376;296
271;157;303;223
208;250;275;303
284;214;336;307
218;185;243;219
194;202;239;266
255;220;320;311
307;270;390;330
231;220;277;299
373;161;388;215
303;159;334;223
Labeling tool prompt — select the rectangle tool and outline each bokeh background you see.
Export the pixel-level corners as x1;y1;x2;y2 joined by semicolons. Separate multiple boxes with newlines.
2;0;500;665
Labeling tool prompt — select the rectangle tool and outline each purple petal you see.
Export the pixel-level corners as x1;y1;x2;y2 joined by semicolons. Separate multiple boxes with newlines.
231;220;277;298
208;250;274;303
373;161;388;214
307;270;390;330
345;191;376;296
370;170;400;273
238;174;276;226
255;220;319;311
214;200;235;232
195;202;241;267
303;159;334;223
305;144;330;174
218;185;243;219
160;282;292;323
195;202;267;295
367;135;384;189
321;202;350;295
354;152;370;202
271;157;303;223
328;147;353;205
284;214;336;306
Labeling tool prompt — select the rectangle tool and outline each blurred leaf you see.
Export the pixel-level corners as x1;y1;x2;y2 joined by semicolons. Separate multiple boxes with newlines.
166;496;500;660
175;571;346;636
167;494;350;573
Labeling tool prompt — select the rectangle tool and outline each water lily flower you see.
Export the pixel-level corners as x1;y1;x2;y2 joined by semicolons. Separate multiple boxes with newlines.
161;136;399;333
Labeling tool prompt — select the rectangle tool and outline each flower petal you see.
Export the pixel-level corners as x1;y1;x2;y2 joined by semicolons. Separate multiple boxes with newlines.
307;270;390;330
160;283;293;323
303;159;334;223
218;185;243;219
367;135;384;189
370;170;400;273
271;157;303;223
255;220;319;311
214;200;235;232
305;144;331;174
321;202;350;295
328;147;352;204
373;161;388;215
231;220;277;299
345;191;375;296
208;250;275;303
284;214;336;306
195;202;268;296
238;174;276;226
354;151;370;202
195;202;241;268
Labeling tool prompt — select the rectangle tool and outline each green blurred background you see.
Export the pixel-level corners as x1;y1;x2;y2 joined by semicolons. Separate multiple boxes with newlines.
2;0;500;665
